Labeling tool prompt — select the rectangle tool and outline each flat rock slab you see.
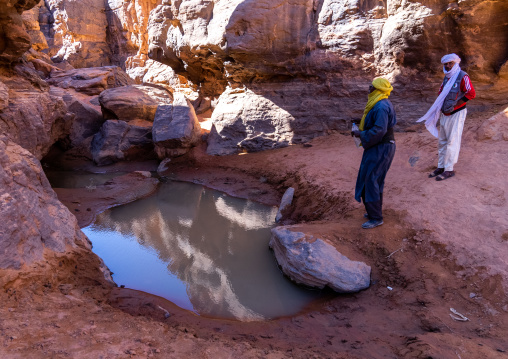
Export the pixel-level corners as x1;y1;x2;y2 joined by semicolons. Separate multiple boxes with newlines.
269;226;371;293
54;172;160;228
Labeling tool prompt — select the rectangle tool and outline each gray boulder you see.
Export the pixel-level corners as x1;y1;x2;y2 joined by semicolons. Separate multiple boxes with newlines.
206;87;294;156
99;85;172;122
91;120;156;166
269;227;371;293
152;93;201;158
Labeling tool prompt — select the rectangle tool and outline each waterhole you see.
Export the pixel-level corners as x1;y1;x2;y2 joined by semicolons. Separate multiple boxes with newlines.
82;181;325;321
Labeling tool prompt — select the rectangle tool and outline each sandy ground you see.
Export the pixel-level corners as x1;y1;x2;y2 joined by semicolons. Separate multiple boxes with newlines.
1;109;508;358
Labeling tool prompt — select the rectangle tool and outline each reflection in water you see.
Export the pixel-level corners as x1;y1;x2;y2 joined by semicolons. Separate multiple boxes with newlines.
83;181;323;321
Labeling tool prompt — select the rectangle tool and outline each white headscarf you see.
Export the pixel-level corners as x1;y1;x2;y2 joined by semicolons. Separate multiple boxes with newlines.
416;53;462;137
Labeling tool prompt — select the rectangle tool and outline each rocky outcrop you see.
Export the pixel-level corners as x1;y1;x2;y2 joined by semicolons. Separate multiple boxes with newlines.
0;0;41;64
47;66;134;96
269;226;371;293
152;92;201;158
21;2;49;52
99;84;172;122
0;67;73;159
41;0;112;68
91;119;156;166
0;136;90;269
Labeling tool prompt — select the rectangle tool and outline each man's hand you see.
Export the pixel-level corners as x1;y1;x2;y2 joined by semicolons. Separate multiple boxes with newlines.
351;130;361;137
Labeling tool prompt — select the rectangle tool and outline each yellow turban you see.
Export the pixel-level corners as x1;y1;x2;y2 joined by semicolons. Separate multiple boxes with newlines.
359;78;393;131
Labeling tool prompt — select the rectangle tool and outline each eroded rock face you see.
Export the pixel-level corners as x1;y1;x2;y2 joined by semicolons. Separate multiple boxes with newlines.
0;67;73;159
152;92;201;158
0;136;89;270
99;84;172;122
0;0;41;64
269;226;371;293
21;2;49;52
91;119;156;166
41;0;112;67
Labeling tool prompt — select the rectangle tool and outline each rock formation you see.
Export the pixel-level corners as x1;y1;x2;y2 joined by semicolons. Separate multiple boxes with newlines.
99;84;171;122
269;226;371;293
0;136;90;269
91;119;156;166
47;66;134;96
152;92;201;158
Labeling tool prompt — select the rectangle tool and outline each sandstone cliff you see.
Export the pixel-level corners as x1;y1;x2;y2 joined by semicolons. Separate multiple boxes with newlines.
30;0;507;153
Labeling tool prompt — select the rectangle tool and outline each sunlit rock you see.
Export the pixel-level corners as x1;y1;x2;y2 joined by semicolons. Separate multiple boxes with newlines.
206;86;294;155
47;66;134;96
21;2;49;52
269;227;371;293
152;93;201;158
477;107;508;142
91;119;156;166
42;0;112;68
99;85;172;122
0;136;90;269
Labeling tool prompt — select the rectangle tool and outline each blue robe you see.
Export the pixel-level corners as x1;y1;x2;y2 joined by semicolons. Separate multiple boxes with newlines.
354;99;396;203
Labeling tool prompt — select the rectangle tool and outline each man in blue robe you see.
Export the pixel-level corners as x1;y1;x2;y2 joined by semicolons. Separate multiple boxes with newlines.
351;78;396;229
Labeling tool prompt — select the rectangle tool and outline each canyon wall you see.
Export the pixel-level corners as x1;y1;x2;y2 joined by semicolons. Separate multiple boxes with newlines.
25;0;507;154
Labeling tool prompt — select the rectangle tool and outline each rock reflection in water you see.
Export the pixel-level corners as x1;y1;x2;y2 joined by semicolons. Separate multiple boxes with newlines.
84;181;322;321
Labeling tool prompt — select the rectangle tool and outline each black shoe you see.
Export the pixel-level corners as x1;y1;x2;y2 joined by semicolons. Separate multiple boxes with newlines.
429;168;444;178
362;219;384;229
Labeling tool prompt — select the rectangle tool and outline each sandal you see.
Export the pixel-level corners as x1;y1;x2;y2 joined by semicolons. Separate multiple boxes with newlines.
429;168;444;178
435;171;455;181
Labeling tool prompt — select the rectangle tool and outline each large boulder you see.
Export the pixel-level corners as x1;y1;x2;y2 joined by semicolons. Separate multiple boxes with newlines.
269;226;371;293
0;136;90;269
91;119;156;166
206;86;294;155
152;93;201;158
47;66;134;96
98;84;172;122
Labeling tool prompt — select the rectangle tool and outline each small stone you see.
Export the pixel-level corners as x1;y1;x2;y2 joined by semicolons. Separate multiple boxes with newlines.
469;292;476;298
